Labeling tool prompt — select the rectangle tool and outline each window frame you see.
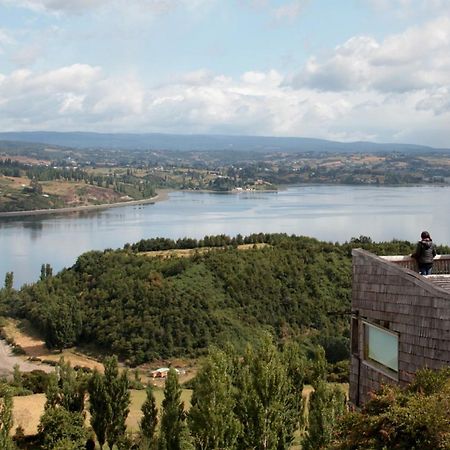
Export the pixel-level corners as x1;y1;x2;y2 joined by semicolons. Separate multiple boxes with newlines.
362;320;399;380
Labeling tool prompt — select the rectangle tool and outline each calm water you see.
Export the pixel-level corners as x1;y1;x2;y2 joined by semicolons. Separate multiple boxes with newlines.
1;185;450;287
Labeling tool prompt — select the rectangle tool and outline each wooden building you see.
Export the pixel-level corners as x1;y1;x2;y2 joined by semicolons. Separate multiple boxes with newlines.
350;249;450;406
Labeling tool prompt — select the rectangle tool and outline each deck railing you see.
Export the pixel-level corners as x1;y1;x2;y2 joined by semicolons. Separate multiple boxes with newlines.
381;254;450;274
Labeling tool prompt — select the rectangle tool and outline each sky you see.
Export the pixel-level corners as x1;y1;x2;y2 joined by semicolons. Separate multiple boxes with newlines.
0;0;450;147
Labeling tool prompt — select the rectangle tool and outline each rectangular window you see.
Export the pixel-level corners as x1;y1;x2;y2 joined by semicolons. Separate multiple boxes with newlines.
363;322;398;373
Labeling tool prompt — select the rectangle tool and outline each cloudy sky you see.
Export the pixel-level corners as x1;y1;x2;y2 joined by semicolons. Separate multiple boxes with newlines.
0;0;449;147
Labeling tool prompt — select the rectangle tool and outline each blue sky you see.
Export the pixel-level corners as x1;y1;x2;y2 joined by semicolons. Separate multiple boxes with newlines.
1;0;449;147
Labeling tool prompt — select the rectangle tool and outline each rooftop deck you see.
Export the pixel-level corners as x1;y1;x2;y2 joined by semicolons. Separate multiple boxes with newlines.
381;254;450;291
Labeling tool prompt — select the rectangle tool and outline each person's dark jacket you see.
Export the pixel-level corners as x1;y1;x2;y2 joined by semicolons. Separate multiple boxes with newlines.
413;239;436;264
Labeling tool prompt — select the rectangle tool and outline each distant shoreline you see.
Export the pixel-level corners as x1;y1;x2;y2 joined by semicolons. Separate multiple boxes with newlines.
0;189;173;218
0;187;282;218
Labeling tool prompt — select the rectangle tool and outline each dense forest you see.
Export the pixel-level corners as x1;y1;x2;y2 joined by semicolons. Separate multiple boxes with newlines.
1;233;434;367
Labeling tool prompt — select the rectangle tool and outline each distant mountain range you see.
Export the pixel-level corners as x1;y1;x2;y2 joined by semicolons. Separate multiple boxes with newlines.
0;131;446;153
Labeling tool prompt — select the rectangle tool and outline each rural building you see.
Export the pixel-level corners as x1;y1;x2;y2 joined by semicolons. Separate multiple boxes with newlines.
150;367;181;378
350;249;450;406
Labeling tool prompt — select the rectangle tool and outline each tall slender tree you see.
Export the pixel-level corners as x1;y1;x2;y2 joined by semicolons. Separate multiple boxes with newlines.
159;369;190;450
188;347;241;450
88;369;108;449
104;356;130;450
88;356;130;449
302;346;346;450
140;384;158;449
302;381;347;450
234;334;302;450
3;272;13;291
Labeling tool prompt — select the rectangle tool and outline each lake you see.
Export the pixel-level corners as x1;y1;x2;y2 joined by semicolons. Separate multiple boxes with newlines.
1;184;450;287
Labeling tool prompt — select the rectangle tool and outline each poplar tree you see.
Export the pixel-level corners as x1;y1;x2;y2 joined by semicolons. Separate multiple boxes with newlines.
4;272;13;291
88;356;131;449
234;334;302;450
159;368;190;450
302;381;346;450
140;384;158;449
0;386;15;450
302;346;346;450
188;347;241;450
104;356;130;450
88;369;108;449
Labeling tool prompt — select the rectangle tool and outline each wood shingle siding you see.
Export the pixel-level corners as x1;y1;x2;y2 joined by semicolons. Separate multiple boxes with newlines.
350;249;450;406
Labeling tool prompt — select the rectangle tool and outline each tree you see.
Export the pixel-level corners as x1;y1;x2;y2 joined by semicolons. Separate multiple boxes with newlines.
38;407;87;450
140;384;158;449
88;370;108;449
302;381;346;450
12;364;22;389
188;347;241;450
44;297;81;351
332;368;450;450
302;346;346;450
159;368;190;450
104;356;130;450
40;263;53;281
88;356;130;450
29;178;43;194
0;386;15;450
234;334;303;450
4;272;13;291
45;358;86;413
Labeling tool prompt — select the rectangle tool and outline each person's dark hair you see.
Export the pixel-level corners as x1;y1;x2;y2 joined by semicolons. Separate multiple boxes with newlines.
421;231;431;240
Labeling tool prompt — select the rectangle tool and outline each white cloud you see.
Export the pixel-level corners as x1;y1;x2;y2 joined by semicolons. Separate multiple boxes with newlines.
0;55;449;146
289;16;450;93
0;0;215;14
9;43;42;66
0;0;108;14
238;0;309;23
271;0;309;22
365;0;450;16
416;87;450;115
0;29;14;53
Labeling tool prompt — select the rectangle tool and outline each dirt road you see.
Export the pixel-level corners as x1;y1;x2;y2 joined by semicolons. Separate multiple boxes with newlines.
0;339;53;377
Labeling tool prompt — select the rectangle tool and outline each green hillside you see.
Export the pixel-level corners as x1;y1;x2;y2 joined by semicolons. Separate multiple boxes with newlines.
1;234;421;366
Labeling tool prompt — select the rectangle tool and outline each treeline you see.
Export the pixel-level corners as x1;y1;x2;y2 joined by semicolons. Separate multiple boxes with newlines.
0;338;344;450
129;232;278;252
1;234;429;368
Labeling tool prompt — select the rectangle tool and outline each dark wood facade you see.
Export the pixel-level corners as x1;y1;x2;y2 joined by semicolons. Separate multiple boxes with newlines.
350;249;450;406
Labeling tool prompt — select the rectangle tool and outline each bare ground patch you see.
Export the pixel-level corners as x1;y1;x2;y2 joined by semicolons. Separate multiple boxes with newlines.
141;242;269;258
1;318;103;372
12;393;46;436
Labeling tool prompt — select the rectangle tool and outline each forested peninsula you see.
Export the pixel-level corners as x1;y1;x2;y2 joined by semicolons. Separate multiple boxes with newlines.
1;233;438;367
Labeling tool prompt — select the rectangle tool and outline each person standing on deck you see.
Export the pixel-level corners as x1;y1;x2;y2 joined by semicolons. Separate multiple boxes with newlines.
412;231;437;275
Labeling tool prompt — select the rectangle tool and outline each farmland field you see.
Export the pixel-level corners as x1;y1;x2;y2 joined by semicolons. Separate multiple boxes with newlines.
12;388;193;436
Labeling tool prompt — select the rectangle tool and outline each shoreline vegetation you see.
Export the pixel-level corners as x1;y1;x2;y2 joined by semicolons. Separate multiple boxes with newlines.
0;189;173;218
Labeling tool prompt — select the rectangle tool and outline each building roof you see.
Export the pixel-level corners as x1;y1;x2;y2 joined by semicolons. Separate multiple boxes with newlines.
426;275;450;292
381;254;450;293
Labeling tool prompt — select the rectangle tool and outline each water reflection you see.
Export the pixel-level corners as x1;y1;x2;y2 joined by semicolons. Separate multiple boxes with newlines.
1;185;450;287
